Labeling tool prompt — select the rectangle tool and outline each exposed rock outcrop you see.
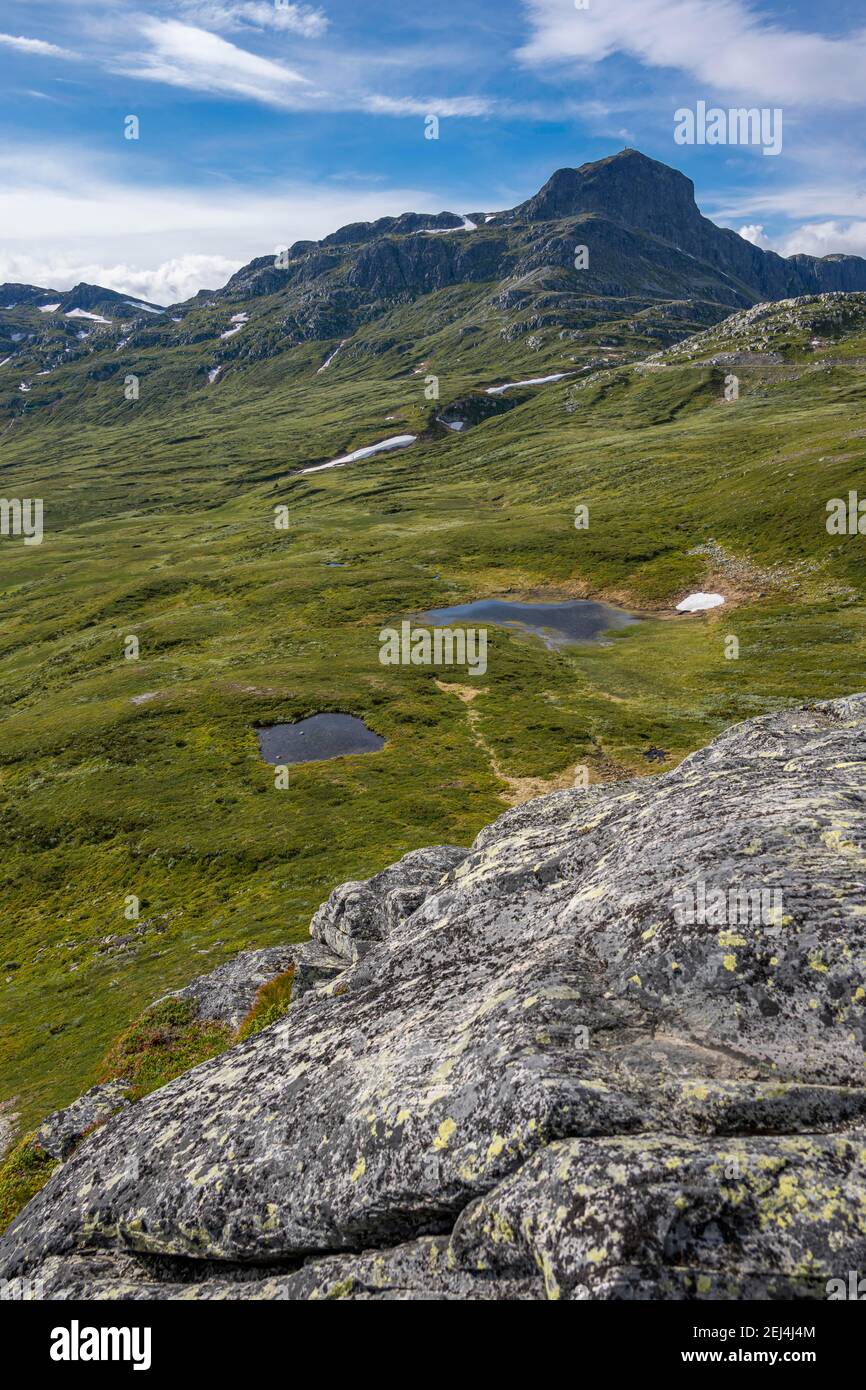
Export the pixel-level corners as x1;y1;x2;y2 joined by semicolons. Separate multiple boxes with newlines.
36;1080;132;1161
155;945;298;1029
2;696;865;1299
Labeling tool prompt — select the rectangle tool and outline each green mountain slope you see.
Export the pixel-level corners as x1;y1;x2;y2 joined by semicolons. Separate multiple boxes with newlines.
1;153;865;1131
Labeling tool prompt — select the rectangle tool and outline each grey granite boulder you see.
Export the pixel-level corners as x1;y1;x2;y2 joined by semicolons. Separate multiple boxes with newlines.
308;845;468;964
290;941;347;1000
2;696;865;1299
154;945;298;1029
35;1080;131;1161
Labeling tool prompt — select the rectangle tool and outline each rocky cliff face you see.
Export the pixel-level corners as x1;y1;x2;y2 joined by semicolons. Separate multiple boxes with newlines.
1;696;865;1300
214;150;866;322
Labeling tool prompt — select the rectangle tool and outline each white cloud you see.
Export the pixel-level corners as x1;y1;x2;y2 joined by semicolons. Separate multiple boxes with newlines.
0;253;244;306
738;223;771;249
115;19;311;106
517;0;866;106
107;15;490;116
364;94;493;117
710;183;866;223
0;145;457;302
778;221;866;261
0;32;75;58
177;2;329;38
729;217;866;262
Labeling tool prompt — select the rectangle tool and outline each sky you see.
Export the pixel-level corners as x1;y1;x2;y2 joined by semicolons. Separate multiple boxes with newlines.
1;0;865;304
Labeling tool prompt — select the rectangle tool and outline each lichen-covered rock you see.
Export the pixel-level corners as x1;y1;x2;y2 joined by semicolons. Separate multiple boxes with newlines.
35;1080;131;1161
2;696;865;1299
308;845;467;963
154;945;298;1029
290;941;347;1000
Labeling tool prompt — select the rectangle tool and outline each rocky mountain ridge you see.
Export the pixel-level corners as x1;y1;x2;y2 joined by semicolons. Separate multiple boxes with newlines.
4;149;866;422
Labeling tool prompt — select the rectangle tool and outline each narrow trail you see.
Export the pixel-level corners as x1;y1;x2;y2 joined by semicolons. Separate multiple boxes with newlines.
435;679;621;806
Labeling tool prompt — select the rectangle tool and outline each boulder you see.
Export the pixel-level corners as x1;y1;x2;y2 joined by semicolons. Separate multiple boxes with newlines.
2;696;865;1299
154;945;298;1029
35;1080;131;1161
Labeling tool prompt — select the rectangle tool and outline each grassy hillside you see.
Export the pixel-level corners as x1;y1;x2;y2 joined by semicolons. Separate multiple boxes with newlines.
1;293;865;1130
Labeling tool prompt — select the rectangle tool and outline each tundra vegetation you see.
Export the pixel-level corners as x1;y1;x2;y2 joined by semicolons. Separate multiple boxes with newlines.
0;153;864;1174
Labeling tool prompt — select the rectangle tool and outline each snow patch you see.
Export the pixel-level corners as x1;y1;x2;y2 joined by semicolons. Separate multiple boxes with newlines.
124;300;163;315
207;366;223;384
65;308;111;323
38;303;60;313
425;215;477;234
302;434;418;475
220;314;247;339
317;339;347;373
18;383;31;393
485;372;573;395
676;592;726;613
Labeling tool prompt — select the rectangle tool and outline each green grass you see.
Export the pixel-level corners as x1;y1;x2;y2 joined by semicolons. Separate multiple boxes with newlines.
0;1137;57;1235
236;968;296;1041
1;296;865;1134
97;998;233;1101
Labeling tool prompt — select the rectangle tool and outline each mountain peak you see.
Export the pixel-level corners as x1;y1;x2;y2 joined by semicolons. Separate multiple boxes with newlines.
516;147;700;242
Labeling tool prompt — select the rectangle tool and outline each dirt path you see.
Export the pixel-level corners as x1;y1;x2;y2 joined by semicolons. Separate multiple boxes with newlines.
436;680;624;806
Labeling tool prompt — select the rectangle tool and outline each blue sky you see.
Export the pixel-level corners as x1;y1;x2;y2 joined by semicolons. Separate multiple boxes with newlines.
1;0;865;302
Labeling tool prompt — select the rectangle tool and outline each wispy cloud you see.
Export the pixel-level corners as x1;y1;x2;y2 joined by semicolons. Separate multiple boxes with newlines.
364;94;493;117
0;32;75;59
176;2;329;39
517;0;866;106
114;19;311;106
711;183;866;223
109;15;493;117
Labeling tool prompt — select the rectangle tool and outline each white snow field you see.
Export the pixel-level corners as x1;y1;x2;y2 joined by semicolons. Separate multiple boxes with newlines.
65;308;111;323
220;313;249;339
485;372;573;395
425;216;477;234
301;434;418;475
676;593;726;612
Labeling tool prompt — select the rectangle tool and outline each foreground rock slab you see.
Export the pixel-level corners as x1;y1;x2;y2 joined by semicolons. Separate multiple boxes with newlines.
2;696;865;1299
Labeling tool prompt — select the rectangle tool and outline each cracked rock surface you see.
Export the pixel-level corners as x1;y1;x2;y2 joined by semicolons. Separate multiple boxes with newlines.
2;696;865;1299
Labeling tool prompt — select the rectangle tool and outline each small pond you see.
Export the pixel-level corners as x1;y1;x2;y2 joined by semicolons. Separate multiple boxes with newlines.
419;598;638;650
255;713;384;765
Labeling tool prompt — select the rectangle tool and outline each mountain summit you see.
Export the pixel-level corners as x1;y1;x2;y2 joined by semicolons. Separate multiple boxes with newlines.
3;147;866;419
515;149;702;238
